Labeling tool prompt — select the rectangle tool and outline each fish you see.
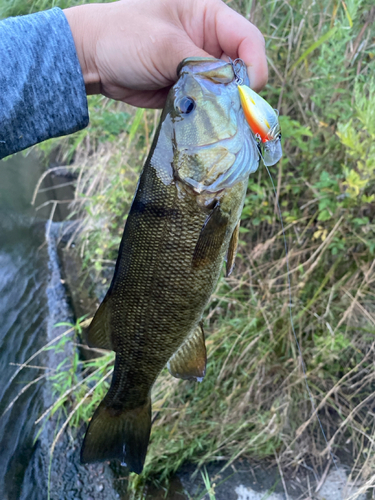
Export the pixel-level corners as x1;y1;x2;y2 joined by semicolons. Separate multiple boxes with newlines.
238;84;282;166
80;57;260;474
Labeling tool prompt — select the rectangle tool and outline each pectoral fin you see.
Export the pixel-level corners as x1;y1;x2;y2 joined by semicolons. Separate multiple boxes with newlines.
167;324;206;381
226;221;240;277
87;295;113;351
192;203;229;270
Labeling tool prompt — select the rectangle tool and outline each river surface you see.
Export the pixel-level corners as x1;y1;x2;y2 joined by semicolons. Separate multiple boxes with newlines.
0;152;72;499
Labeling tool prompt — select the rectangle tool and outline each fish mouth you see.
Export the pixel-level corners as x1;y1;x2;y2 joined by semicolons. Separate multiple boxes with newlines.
177;58;237;85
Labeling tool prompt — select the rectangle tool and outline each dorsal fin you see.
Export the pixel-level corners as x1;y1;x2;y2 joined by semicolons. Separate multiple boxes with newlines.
167;323;206;382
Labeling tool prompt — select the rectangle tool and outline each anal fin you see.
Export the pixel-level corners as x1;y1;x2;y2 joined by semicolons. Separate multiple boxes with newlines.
167;323;207;381
226;221;240;277
87;295;113;351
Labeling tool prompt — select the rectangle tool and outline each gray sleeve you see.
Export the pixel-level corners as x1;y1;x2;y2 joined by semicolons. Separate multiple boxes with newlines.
0;7;89;160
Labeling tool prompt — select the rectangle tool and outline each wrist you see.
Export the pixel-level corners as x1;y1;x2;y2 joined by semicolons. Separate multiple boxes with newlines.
63;4;101;94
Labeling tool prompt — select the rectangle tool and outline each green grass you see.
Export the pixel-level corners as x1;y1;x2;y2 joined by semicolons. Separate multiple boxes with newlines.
5;0;375;497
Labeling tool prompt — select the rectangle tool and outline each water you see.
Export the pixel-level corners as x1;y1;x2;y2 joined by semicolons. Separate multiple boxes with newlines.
0;153;72;499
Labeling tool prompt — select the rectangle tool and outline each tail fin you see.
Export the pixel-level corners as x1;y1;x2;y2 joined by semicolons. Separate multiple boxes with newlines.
81;397;152;474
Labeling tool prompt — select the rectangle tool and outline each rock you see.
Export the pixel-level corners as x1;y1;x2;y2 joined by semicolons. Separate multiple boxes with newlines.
235;485;283;500
316;468;366;500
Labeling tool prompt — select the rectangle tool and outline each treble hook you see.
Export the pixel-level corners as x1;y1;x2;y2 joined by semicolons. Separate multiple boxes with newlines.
229;57;246;85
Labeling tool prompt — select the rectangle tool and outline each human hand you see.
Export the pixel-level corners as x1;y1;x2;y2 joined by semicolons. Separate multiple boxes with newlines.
64;0;267;108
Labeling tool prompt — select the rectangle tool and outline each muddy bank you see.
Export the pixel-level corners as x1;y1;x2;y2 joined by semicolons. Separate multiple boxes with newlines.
19;222;120;500
178;460;366;500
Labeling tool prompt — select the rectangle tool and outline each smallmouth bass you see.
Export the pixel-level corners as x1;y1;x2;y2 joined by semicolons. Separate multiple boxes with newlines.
81;58;260;474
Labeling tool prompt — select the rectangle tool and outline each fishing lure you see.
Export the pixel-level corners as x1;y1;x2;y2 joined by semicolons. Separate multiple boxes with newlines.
238;84;282;167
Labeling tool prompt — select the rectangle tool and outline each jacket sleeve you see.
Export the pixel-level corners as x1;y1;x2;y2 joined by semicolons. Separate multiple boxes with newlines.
0;7;89;160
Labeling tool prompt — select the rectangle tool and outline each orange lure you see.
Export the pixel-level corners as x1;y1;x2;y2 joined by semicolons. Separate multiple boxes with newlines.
238;85;282;166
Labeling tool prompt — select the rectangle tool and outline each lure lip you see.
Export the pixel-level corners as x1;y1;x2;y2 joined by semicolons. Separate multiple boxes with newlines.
262;138;283;167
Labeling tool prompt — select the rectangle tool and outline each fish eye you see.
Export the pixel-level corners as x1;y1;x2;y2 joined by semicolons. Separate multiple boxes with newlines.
178;96;196;114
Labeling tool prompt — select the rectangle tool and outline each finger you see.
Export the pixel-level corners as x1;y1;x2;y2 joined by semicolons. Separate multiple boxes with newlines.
130;87;171;108
205;0;268;91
